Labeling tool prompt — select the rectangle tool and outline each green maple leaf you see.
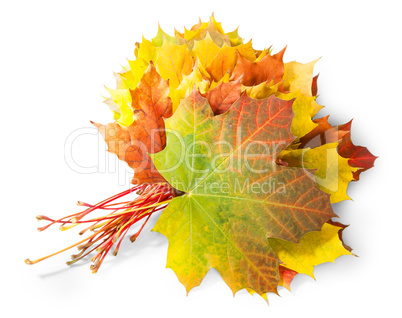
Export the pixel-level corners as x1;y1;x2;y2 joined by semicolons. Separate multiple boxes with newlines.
150;91;335;296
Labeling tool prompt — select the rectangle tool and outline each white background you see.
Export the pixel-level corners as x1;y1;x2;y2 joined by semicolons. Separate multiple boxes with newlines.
1;0;401;317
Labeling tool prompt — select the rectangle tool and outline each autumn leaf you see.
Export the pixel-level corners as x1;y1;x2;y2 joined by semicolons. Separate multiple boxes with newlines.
226;27;243;46
270;220;353;288
135;36;157;62
152;24;185;47
243;83;322;139
235;40;256;62
243;79;280;100
191;33;245;83
205;44;237;82
269;223;353;277
278;143;358;203
204;76;242;115
230;47;286;86
169;62;209;112
180;15;231;48
150;91;335;295
94;62;172;185
337;121;378;181
298;117;377;182
278;266;298;290
155;39;194;89
192;33;221;70
312;74;319;96
115;69;136;90
112;37;159;92
283;59;320;97
127;58;150;89
279;117;376;202
103;87;133;126
297;116;350;149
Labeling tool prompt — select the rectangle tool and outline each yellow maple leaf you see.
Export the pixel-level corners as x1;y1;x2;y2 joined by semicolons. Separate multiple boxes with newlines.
183;15;225;41
104;87;133;126
115;70;136;90
152;24;184;47
169;63;209;112
276;91;323;138
205;44;237;82
195;40;255;83
236;40;256;62
269;223;353;277
226;26;243;46
136;36;157;62
192;33;221;70
127;57;149;88
283;59;320;97
156;39;194;89
243;80;280;99
279;143;358;203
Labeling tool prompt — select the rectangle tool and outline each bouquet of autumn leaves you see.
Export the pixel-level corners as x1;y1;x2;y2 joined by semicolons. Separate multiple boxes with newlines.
26;16;376;299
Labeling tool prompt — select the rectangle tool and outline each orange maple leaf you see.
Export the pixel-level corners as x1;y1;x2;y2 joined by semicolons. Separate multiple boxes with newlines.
230;47;286;86
93;62;172;184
